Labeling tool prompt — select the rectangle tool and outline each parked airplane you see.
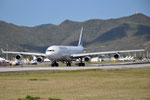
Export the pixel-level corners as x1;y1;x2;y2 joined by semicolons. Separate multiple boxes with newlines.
1;28;144;66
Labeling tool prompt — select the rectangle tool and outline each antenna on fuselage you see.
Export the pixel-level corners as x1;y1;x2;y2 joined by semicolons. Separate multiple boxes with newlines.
78;27;84;47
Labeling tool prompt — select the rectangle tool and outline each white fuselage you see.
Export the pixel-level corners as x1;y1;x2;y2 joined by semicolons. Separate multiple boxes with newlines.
45;45;84;61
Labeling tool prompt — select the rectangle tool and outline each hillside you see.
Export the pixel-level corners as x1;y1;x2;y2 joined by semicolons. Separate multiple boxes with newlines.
0;13;150;53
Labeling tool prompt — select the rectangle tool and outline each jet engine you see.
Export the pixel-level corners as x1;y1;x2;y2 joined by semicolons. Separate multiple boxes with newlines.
84;56;91;62
114;53;120;59
16;55;23;60
37;57;44;62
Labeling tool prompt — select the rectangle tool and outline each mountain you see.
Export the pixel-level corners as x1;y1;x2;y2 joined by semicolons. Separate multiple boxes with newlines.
0;13;150;53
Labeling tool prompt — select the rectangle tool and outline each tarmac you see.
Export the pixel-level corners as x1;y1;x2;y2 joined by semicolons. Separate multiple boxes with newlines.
0;62;150;73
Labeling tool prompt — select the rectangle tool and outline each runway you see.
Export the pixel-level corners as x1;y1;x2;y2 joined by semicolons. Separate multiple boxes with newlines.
0;62;150;73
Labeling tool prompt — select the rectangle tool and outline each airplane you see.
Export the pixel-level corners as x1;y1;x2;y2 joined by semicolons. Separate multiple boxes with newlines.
1;27;144;67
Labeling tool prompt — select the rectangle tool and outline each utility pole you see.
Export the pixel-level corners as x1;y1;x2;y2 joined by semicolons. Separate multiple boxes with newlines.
147;51;149;58
134;52;137;58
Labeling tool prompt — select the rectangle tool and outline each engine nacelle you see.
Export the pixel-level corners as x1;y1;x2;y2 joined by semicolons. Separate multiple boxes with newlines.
114;53;120;59
16;55;23;60
84;56;91;62
37;57;44;62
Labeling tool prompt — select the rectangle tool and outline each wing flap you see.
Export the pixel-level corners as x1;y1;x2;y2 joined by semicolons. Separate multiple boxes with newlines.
71;49;144;58
1;49;47;57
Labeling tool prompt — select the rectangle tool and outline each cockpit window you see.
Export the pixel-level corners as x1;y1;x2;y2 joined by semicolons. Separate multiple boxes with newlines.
47;50;55;52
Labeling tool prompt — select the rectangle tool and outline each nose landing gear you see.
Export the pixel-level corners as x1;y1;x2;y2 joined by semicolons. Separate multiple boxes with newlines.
51;61;59;67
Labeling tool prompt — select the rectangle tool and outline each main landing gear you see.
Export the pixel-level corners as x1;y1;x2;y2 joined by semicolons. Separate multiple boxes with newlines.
66;61;71;66
51;58;85;67
51;61;59;67
78;63;85;66
66;58;85;67
78;58;85;66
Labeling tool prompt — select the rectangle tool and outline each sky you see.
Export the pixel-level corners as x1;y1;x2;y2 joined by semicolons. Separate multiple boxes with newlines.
0;0;150;27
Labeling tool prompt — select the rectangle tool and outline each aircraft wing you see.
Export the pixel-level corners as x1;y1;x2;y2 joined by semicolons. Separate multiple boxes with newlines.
1;49;47;57
71;49;144;58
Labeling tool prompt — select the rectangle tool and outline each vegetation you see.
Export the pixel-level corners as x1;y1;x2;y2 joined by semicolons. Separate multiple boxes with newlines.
0;13;150;54
17;95;61;100
18;95;40;100
48;98;62;100
0;68;150;100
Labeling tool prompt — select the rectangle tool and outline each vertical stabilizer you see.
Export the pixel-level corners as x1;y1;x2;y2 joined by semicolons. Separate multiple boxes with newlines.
78;27;84;46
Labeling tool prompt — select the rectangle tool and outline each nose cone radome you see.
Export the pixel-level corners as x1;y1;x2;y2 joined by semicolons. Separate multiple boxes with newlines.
45;46;60;60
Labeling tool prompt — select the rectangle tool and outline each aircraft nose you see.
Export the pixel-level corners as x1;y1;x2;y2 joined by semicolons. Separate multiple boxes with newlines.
46;51;52;56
